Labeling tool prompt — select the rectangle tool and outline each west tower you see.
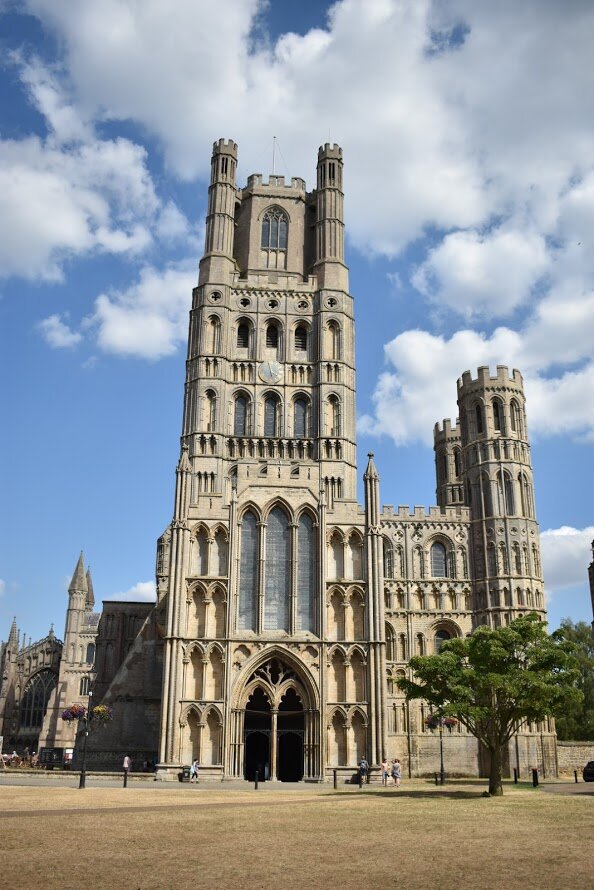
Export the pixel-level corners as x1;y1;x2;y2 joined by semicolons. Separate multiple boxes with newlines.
157;141;381;780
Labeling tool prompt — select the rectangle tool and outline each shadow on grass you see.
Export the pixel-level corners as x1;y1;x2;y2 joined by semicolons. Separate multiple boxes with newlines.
326;788;488;801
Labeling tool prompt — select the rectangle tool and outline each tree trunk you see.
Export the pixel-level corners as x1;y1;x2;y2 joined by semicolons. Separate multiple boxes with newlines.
488;743;504;796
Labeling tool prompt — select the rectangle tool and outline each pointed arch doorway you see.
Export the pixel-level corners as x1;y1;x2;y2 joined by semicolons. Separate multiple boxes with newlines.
234;656;319;781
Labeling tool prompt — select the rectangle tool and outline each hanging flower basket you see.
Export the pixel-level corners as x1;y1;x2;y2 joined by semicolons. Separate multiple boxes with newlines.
61;705;86;722
60;704;113;724
89;704;113;724
425;714;458;730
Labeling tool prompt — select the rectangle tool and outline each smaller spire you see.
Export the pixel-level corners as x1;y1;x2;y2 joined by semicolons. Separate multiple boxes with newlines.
68;552;88;595
177;442;191;473
8;617;18;646
364;451;379;480
48;623;55;640
85;568;95;609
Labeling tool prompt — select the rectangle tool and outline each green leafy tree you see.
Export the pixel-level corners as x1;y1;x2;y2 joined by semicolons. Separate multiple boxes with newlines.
554;619;594;741
398;614;581;796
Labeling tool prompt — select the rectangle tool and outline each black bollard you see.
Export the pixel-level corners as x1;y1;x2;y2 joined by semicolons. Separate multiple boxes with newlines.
333;769;337;790
434;772;439;786
358;771;363;789
254;770;259;790
574;770;578;784
513;767;518;784
532;768;538;787
123;769;128;788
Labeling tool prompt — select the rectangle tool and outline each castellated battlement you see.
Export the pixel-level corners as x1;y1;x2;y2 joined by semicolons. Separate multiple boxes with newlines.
381;504;469;520
212;138;238;156
457;365;523;394
433;418;461;445
318;143;343;160
245;173;307;192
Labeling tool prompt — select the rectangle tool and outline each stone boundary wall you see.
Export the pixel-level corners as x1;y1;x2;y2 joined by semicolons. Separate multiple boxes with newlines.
557;741;594;774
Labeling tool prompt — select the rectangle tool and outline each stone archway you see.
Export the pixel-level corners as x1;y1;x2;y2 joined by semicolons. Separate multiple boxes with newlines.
230;653;319;781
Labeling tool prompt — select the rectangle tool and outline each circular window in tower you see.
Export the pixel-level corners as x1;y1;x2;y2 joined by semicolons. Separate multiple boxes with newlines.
209;290;222;303
267;298;279;310
238;297;251;309
325;296;339;309
297;300;309;311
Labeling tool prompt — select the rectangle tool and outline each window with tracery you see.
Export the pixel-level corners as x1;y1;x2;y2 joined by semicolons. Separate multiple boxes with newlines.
431;542;447;577
261;208;288;250
237;507;317;634
21;670;56;728
434;629;451;653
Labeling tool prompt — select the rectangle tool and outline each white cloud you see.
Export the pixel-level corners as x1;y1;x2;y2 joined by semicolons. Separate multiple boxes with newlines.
21;0;594;261
540;526;594;596
88;262;195;360
38;313;82;348
0;58;192;281
412;228;550;319
104;580;156;602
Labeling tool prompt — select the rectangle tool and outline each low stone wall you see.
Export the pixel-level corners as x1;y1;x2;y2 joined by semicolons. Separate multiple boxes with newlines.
557;742;594;775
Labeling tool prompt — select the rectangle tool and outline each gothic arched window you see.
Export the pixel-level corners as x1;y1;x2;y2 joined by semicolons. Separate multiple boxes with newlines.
328;395;341;436
238;511;258;631
234;395;249;436
205;390;217;431
21;670;56;728
431;542;447;577
264;394;281;437
294;397;309;437
206;316;221;353
237;322;250;350
263;507;291;631
261;207;288;250
265;322;279;349
475;403;484;435
79;675;90;696
296;513;316;632
295;325;308;352
492;399;503;433
434;629;451;653
328;321;341;360
85;643;95;665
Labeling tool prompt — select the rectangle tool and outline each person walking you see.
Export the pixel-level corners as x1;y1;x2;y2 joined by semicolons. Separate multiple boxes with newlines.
123;753;132;776
190;759;199;784
381;758;389;787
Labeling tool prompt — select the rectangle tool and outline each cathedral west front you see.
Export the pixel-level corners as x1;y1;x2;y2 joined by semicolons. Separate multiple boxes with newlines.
1;140;556;781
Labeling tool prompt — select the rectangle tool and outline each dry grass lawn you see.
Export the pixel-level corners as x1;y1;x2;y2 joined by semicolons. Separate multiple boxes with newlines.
1;783;592;890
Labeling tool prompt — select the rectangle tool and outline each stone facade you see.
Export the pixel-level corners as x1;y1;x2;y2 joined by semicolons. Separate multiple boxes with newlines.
154;139;553;781
0;554;98;756
1;140;558;780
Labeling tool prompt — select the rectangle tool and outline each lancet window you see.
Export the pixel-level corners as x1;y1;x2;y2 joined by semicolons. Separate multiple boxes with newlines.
237;506;317;634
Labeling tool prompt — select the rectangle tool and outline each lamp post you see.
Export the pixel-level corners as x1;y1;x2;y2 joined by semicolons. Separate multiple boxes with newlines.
78;689;92;790
426;713;457;785
438;719;445;785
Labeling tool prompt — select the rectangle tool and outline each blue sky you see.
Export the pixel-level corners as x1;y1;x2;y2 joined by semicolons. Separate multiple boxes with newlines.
1;0;593;645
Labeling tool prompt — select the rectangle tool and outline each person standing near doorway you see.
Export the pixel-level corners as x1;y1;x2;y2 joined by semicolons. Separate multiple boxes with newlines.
359;758;368;786
190;759;199;783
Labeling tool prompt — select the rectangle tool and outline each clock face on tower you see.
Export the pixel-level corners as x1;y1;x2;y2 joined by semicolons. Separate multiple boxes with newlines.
258;360;283;384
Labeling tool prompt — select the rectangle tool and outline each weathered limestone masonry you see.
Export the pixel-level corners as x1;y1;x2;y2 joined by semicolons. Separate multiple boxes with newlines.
0;140;559;780
153;140;555;781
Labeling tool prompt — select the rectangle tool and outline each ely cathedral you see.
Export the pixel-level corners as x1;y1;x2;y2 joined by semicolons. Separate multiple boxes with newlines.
0;140;555;780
